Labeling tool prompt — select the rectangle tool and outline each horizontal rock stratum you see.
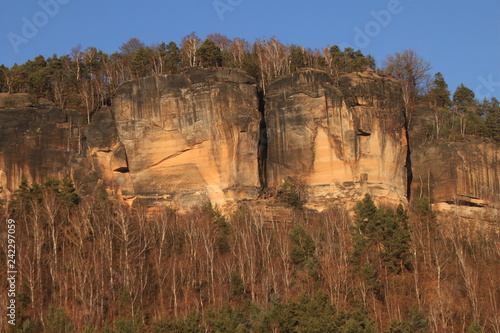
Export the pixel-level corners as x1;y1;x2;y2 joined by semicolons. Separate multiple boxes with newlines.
0;69;498;221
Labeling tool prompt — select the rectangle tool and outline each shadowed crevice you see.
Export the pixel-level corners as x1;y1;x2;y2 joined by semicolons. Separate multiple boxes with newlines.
257;89;268;190
404;121;413;201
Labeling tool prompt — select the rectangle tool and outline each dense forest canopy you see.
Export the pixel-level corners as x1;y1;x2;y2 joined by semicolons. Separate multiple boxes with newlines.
1;33;498;142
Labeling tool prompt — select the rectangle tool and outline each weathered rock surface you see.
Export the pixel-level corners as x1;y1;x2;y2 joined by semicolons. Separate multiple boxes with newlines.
409;106;500;224
1;68;498;223
265;69;409;208
0;106;82;200
411;141;500;223
107;68;261;208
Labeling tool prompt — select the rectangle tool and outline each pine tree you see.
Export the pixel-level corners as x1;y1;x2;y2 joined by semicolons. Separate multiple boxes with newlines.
196;39;223;68
277;177;303;208
429;72;451;108
24;55;51;104
382;205;412;273
387;305;428;332
0;64;7;92
289;223;316;266
15;176;32;200
290;45;306;72
45;307;75;333
352;194;412;273
131;47;153;78
468;321;483;333
58;175;79;206
453;84;483;136
230;271;245;298
485;97;500;141
354;193;378;236
453;83;476;113
164;41;180;73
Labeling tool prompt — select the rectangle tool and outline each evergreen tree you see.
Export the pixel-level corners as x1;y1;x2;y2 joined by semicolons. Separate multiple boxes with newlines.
278;177;303;208
131;47;153;78
362;261;382;299
278;292;336;332
352;194;412;273
387;305;428;332
58;175;80;206
411;196;433;217
15;176;32;200
289;223;316;266
468;321;483;333
229;271;245;298
45;306;75;333
453;83;476;113
196;39;223;67
353;193;378;237
452;84;484;136
152;313;202;333
164;41;181;73
46;55;73;108
428;72;451;107
343;47;375;72
382;205;412;273
114;315;144;333
329;46;375;75
43;177;60;192
204;202;231;253
0;64;7;92
485;97;500;141
24;55;51;104
204;304;250;332
333;306;376;333
329;45;345;76
290;45;306;72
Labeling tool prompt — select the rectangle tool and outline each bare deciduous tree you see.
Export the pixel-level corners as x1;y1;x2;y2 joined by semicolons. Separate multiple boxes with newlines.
383;49;431;127
181;32;201;67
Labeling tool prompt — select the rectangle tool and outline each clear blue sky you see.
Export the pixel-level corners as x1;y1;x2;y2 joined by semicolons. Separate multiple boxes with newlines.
1;0;499;100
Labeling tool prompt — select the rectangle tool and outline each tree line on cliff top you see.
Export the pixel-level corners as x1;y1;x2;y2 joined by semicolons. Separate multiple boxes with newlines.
1;180;498;332
0;33;498;141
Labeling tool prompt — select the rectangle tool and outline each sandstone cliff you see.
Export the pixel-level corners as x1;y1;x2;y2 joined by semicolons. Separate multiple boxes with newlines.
409;106;500;223
265;69;408;209
411;140;500;223
1;68;498;223
0;105;81;200
103;68;261;208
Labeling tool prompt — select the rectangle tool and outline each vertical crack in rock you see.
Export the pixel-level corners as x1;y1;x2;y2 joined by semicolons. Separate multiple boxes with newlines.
404;119;413;200
257;89;268;190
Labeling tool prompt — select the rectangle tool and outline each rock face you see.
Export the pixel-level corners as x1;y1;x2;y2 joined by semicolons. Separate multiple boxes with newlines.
105;68;261;208
409;107;500;223
265;70;408;208
411;141;500;223
0;106;82;200
1;67;497;221
0;69;410;210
